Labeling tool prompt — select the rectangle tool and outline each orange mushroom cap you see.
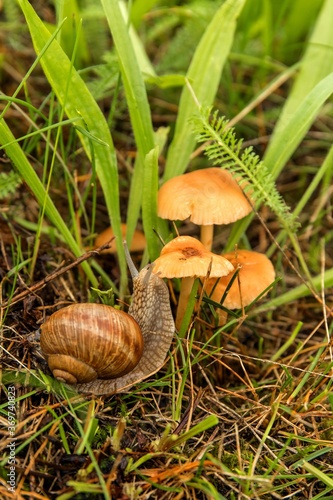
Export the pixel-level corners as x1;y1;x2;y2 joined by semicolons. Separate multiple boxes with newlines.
205;249;275;309
94;223;146;254
153;236;234;278
158;167;252;225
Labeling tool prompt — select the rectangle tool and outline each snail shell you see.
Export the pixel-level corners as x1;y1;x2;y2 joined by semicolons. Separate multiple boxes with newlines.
40;303;143;385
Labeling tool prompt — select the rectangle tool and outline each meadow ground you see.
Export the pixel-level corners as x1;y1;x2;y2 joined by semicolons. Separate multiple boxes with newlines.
1;1;333;499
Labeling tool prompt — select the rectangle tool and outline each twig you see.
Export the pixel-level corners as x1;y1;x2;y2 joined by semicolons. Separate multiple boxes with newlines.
0;238;115;309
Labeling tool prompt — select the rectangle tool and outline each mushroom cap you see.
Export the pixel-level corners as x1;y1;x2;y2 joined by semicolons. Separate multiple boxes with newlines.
94;223;146;254
158;167;252;225
153;236;234;278
205;249;275;309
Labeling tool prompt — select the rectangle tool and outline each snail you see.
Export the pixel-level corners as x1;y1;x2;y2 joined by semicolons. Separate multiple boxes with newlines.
40;246;175;395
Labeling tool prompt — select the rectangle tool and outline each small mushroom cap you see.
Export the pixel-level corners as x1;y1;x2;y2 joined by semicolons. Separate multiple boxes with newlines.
94;223;146;254
153;236;234;278
158;167;252;225
205;249;276;309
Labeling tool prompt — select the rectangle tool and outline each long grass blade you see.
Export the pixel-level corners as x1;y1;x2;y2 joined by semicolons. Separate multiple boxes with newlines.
119;0;156;77
55;0;90;67
142;147;160;259
265;75;333;181
266;0;333;151
227;0;333;250
0;119;98;288
17;0;127;290
254;266;333;313
100;0;156;257
226;71;333;251
163;0;246;181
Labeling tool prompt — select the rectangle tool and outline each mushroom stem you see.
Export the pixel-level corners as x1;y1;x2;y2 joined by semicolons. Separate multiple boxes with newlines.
216;308;228;326
200;225;214;251
175;276;195;331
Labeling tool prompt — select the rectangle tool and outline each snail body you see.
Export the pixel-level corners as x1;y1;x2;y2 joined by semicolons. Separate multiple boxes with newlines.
40;249;175;395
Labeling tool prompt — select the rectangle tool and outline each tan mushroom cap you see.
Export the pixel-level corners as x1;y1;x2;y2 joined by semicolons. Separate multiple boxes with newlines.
153;236;234;278
205;249;276;309
158;167;252;225
94;223;146;254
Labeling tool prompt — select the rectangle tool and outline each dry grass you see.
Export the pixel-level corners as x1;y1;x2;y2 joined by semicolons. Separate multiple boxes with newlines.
1;219;332;498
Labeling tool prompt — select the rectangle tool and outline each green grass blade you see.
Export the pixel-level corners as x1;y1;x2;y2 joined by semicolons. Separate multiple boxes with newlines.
125;155;145;255
254;266;333;313
142;146;160;260
267;0;333;147
266;70;333;175
17;0;127;290
126;127;170;258
291;447;333;489
186;478;227;500
129;0;161;28
266;144;333;259
289;145;333;219
157;414;218;452
55;0;90;67
265;79;333;182
226;71;333;251
227;0;333;250
270;322;303;363
282;0;324;53
99;0;155;156
101;0;156;258
0;119;98;288
163;0;246;181
119;0;156;77
171;414;218;447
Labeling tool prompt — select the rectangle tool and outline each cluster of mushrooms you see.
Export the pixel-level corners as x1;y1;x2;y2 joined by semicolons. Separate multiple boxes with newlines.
39;167;275;396
98;167;276;330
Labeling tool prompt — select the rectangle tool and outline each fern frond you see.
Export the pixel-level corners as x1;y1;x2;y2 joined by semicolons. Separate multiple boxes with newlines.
0;171;22;199
190;108;299;233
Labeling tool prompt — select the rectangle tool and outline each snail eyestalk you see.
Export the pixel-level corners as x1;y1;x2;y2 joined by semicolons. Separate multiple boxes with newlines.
123;240;139;278
142;263;154;286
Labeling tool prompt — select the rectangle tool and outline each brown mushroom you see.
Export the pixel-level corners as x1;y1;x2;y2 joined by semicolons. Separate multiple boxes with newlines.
158;168;252;250
205;249;275;324
153;235;234;330
94;223;146;254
